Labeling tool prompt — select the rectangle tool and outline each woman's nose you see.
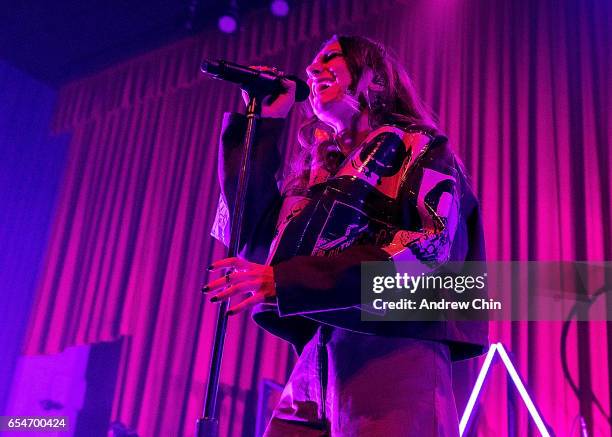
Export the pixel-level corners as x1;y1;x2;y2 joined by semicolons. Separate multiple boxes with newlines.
306;61;322;78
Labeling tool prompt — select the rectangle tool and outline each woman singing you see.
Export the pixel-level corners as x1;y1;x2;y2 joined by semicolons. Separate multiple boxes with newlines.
205;35;488;436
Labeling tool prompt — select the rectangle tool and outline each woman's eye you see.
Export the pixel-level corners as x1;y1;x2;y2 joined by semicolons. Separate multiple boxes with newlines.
323;52;342;62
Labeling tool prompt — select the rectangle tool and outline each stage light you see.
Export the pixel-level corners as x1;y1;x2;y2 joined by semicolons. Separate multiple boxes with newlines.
218;15;237;33
495;344;551;436
270;0;290;17
218;0;239;34
459;344;497;435
458;343;552;437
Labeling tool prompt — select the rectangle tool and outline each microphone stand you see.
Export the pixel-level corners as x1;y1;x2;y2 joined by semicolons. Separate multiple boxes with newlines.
196;92;262;437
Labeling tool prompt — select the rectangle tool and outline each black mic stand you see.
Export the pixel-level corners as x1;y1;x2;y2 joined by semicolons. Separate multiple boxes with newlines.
196;92;262;437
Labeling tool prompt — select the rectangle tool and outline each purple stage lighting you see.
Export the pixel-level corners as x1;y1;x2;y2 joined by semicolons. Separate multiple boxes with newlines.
459;343;497;436
218;0;238;33
270;0;289;17
218;15;237;33
459;343;552;437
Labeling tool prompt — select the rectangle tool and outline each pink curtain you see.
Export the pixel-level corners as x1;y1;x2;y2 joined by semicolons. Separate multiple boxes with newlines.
24;0;611;435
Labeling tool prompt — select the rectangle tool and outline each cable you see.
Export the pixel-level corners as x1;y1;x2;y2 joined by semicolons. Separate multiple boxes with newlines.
560;284;612;428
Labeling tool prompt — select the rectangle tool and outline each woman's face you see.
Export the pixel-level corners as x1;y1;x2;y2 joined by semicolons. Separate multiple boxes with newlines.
306;39;354;119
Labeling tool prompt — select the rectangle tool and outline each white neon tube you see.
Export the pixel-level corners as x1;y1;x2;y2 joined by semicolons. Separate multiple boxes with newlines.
495;343;551;437
459;343;497;436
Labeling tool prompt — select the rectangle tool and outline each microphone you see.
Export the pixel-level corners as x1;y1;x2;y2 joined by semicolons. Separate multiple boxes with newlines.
201;59;310;102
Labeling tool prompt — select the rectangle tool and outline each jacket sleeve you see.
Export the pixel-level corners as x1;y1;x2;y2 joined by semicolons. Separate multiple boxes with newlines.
210;112;285;263
273;135;462;316
381;136;461;267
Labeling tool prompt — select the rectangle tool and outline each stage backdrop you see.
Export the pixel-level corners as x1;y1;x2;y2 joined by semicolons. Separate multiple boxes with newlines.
23;0;611;435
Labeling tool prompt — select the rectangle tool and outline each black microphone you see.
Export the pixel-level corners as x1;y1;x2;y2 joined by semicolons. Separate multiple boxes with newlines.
201;59;310;102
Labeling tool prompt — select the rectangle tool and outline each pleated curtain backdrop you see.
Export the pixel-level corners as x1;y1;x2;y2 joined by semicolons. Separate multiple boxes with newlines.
23;0;611;435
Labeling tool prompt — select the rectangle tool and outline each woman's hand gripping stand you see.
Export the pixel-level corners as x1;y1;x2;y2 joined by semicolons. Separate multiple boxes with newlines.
203;258;277;316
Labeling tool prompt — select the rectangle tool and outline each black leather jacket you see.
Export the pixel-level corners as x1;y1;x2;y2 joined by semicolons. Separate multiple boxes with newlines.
212;112;488;360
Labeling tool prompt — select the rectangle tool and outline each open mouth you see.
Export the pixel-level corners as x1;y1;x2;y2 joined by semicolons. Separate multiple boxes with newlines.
315;80;335;95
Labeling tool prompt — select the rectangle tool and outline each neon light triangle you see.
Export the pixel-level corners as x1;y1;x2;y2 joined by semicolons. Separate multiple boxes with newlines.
459;342;552;437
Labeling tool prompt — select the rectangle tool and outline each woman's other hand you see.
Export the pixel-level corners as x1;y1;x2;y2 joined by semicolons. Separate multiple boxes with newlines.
241;66;296;118
202;257;276;315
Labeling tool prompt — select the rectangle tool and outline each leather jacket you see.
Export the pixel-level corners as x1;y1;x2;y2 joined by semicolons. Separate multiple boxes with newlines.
212;113;488;360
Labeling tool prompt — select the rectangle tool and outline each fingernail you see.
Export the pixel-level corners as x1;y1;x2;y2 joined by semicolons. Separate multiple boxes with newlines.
201;286;209;293
206;265;214;271
210;296;218;303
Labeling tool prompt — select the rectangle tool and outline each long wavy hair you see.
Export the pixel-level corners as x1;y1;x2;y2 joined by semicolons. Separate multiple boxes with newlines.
283;35;438;195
